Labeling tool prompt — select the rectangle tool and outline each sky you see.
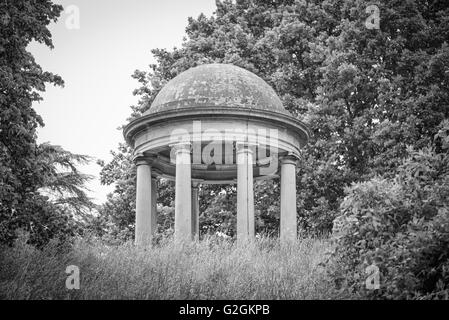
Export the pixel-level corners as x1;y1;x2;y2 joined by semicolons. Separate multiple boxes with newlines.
29;0;217;204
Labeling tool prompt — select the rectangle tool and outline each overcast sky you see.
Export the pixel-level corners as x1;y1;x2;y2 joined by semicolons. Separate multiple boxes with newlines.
29;0;216;204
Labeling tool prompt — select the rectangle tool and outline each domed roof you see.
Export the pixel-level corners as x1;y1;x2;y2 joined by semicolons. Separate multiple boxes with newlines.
145;63;289;115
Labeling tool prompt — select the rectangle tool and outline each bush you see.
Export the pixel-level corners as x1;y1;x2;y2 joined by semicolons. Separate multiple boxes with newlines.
331;143;449;299
0;194;81;248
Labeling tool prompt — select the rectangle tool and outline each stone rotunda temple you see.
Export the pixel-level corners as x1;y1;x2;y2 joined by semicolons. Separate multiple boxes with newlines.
124;63;310;246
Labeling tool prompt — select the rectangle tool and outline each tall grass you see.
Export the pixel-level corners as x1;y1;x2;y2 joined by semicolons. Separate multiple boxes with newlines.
0;234;343;299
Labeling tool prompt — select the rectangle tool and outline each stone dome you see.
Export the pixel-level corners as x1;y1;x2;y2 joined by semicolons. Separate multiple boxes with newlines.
145;63;289;115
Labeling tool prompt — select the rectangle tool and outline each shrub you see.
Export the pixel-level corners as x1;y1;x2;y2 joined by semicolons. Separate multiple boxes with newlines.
331;143;449;299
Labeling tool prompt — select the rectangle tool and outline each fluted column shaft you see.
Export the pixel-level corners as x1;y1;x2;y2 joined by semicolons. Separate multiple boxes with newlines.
236;144;255;243
191;183;200;240
151;177;158;235
280;156;298;243
135;157;153;246
174;143;192;242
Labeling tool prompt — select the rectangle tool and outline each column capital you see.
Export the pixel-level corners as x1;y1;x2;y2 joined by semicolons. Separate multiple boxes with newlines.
132;153;156;166
132;153;147;166
279;153;299;166
170;142;192;165
170;141;192;154
236;142;255;155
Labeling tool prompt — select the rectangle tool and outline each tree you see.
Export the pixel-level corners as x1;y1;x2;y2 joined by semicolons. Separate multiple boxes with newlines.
0;1;93;246
36;143;95;217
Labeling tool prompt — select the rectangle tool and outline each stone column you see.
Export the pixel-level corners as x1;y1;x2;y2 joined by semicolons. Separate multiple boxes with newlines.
151;177;158;235
236;143;255;243
173;143;192;242
280;155;298;243
191;183;200;240
134;155;153;247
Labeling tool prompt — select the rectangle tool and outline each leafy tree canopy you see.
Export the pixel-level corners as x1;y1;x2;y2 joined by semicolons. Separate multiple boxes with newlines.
1;0;94;246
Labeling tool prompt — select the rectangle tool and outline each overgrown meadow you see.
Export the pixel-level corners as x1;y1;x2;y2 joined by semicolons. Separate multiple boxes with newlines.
0;234;343;300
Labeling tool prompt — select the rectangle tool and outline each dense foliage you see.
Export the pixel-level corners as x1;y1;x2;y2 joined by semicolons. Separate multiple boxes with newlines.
0;0;94;246
331;121;449;299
